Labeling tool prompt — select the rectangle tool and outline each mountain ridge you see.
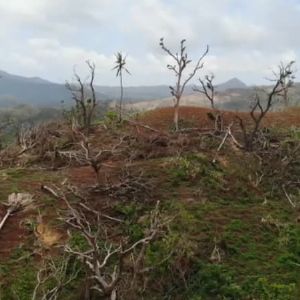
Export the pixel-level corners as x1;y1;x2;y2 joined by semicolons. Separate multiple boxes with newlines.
0;69;298;110
0;69;249;107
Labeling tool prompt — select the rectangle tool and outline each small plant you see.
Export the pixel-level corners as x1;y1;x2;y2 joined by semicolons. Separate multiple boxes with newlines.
105;110;119;125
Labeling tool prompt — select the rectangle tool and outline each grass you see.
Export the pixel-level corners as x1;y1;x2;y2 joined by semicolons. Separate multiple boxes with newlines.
0;115;299;299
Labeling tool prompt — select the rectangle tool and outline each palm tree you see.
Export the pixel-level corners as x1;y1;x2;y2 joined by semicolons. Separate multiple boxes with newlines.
113;52;130;122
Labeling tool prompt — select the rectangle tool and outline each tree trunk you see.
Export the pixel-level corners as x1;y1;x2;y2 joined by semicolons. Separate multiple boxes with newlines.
173;100;180;131
174;98;180;131
119;73;123;122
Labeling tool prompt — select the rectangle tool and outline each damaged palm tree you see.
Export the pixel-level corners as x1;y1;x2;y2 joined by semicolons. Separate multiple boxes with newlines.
0;193;34;230
113;52;131;122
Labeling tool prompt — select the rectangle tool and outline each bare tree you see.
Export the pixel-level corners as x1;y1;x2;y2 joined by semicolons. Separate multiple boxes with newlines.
58;134;124;186
237;61;296;151
16;124;41;155
48;188;170;300
159;38;209;131
66;61;97;134
193;73;223;132
32;254;80;300
113;52;130;122
273;61;295;107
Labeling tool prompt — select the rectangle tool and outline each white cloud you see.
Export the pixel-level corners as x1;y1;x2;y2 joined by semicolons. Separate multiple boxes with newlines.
0;0;298;85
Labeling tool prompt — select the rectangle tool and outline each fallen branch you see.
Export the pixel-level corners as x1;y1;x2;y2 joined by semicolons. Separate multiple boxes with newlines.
282;185;296;208
41;185;123;223
212;123;233;163
176;127;215;133
126;120;168;135
228;126;244;149
41;185;60;199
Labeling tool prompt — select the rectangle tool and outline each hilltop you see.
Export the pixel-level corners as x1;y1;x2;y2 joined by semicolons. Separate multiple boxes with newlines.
0;105;299;299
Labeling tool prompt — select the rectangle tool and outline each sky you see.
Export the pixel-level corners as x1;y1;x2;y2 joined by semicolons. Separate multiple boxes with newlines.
0;0;299;86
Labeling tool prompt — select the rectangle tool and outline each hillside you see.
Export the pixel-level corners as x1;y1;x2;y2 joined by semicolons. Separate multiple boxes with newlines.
0;70;71;107
0;69;299;111
0;106;299;299
0;70;248;107
127;84;300;111
96;78;248;102
0;70;109;108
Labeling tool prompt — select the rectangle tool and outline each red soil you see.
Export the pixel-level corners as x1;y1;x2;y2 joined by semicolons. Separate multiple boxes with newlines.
139;106;300;130
0;208;31;259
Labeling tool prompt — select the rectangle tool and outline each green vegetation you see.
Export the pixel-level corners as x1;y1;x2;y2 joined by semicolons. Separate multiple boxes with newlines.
0;107;299;299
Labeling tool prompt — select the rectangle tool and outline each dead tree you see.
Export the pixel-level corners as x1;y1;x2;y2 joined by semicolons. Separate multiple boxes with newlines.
159;38;209;131
99;166;153;201
66;61;97;134
274;61;295;107
60;196;170;299
193;73;223;132
236;61;296;151
78;137;123;185
32;254;80;300
16;124;41;155
58;135;124;185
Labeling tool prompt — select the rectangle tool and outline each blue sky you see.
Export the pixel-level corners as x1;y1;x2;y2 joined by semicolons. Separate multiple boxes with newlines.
0;0;298;86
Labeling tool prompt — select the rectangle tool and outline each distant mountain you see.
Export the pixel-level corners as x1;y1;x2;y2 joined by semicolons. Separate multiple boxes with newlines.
95;85;171;102
0;69;248;108
215;78;248;92
0;69;298;111
0;70;112;108
126;82;300;112
95;78;248;102
0;70;71;108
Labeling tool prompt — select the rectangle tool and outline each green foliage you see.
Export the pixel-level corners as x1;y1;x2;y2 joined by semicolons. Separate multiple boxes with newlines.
105;110;118;124
184;264;297;300
245;277;297;300
169;154;223;188
69;231;90;252
185;264;243;299
1;265;37;300
115;202;141;219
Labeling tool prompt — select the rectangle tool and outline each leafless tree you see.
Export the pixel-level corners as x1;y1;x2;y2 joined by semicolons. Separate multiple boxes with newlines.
66;61;97;134
58;134;124;185
193;73;223;132
53;190;171;300
32;254;80;300
272;61;296;107
113;52;130;122
16;124;40;155
159;38;209;131
99;165;153;201
236;61;296;151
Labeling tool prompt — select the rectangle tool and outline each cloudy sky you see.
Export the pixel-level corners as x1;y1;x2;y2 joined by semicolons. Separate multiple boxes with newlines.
0;0;299;86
